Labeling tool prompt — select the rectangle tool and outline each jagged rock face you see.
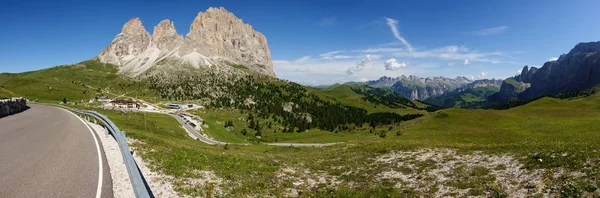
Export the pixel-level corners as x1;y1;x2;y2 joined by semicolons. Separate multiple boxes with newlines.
390;75;472;100
97;7;275;77
493;41;600;102
98;18;153;75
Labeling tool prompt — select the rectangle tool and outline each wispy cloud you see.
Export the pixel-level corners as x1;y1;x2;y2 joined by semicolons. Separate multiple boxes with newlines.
358;19;384;29
468;26;510;36
464;59;470;65
385;18;413;52
347;55;374;75
384;58;407;70
548;57;559;61
317;16;337;27
354;45;502;64
319;51;353;60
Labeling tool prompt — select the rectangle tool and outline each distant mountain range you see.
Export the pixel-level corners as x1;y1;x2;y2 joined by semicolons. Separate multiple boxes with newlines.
317;75;477;101
490;41;600;103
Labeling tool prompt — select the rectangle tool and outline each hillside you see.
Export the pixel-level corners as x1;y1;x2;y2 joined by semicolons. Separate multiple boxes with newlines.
0;61;157;102
91;87;600;197
1;60;425;143
424;86;500;108
314;84;424;114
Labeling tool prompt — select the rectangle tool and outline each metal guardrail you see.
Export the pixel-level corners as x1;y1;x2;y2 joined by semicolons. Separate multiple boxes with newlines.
55;105;152;198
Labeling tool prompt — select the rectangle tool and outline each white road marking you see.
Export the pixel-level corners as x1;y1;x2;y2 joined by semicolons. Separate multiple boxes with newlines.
62;109;103;198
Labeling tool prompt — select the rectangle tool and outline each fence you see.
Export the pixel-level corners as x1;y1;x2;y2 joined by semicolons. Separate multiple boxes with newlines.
57;105;152;198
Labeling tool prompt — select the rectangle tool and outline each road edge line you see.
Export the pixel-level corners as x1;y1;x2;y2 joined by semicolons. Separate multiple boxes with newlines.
63;109;103;198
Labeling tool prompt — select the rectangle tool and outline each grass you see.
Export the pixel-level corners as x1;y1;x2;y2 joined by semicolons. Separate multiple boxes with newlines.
0;60;159;103
7;60;600;196
189;108;384;143
72;92;600;197
314;84;424;115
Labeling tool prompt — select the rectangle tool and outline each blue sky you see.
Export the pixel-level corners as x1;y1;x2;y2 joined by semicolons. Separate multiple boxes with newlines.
1;0;599;85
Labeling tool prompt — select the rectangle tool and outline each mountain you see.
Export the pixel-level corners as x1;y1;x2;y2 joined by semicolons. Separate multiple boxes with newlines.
366;76;402;89
491;41;600;102
425;79;502;108
97;7;275;77
390;75;472;100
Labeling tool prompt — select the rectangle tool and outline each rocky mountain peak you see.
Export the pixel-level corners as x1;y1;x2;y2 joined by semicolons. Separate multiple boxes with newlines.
568;41;600;55
121;17;148;36
152;19;178;41
97;7;276;77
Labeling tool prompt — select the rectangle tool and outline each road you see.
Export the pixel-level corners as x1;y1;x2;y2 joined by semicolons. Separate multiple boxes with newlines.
169;114;228;145
0;104;112;198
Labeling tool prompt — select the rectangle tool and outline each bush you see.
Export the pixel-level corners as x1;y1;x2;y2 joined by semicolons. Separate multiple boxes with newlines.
378;131;386;138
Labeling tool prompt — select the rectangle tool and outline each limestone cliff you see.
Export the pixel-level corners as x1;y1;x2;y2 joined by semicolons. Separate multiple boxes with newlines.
98;7;275;77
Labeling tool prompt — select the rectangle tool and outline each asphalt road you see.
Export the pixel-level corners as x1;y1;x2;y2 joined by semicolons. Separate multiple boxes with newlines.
169;114;228;145
0;104;112;198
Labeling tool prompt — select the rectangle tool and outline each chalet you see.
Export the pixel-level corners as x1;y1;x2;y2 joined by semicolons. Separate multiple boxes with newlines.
110;99;140;109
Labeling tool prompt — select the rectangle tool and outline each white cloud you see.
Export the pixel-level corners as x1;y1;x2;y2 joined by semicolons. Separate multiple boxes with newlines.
448;62;456;66
359;77;369;82
478;71;489;79
464;59;470;65
548;57;559;61
384;58;407;70
385;18;413;52
296;56;311;63
317;17;337;27
468;26;510;36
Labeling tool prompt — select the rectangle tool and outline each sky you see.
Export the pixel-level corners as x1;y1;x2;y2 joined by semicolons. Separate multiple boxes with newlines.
1;0;600;85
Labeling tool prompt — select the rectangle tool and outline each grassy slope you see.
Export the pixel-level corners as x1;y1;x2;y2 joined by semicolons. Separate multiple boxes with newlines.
404;93;600;149
0;60;158;102
94;92;600;197
425;86;500;108
315;84;423;115
190;108;380;144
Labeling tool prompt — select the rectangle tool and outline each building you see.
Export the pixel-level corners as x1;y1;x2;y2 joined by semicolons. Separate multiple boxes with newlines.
110;99;140;109
164;104;180;109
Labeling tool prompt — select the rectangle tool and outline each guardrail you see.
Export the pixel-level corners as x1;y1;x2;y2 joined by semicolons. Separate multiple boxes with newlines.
55;105;152;198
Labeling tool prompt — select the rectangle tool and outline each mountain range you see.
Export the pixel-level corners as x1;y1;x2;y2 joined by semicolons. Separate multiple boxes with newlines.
97;7;275;77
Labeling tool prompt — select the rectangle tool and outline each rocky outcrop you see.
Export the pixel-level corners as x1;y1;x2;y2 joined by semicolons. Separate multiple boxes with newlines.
492;41;600;102
0;98;27;118
488;78;530;102
98;7;275;77
390;75;472;100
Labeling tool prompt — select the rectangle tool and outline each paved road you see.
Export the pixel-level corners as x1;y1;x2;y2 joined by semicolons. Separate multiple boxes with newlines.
169;114;228;145
0;104;112;198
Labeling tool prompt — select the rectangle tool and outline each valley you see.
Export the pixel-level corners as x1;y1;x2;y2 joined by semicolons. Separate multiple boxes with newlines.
2;4;600;198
